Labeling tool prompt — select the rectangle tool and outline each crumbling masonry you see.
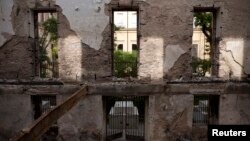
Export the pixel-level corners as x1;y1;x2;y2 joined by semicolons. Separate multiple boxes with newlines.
0;0;250;141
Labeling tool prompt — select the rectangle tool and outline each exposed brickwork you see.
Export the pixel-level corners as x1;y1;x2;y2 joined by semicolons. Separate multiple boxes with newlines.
0;36;33;79
0;0;250;141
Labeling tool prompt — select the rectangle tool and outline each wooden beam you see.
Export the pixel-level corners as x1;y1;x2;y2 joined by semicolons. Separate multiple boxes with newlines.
10;86;88;141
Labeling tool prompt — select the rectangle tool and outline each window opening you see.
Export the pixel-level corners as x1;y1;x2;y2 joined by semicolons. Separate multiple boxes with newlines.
31;95;58;140
118;44;124;51
35;11;58;78
193;95;219;126
132;44;137;52
105;96;146;141
113;11;138;78
191;10;216;77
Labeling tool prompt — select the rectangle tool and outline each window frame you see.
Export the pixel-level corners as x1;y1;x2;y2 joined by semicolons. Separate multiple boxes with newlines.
193;94;220;126
193;7;218;77
111;8;140;78
31;94;57;120
33;9;58;78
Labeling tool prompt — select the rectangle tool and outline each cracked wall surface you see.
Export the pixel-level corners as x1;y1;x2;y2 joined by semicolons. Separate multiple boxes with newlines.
0;92;33;141
0;1;250;141
219;94;250;124
0;37;33;78
0;83;250;141
56;0;111;50
58;95;103;141
0;0;34;79
139;0;193;81
0;0;250;80
148;94;193;141
57;0;112;81
0;0;15;47
0;84;80;141
217;0;250;79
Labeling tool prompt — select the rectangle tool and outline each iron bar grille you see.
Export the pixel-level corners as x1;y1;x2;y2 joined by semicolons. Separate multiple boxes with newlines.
31;95;56;119
31;95;58;141
193;95;209;125
105;96;146;141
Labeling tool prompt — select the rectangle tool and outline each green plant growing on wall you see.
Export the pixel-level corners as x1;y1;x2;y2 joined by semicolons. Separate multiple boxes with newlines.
194;12;212;45
194;12;212;56
192;12;213;76
38;16;58;78
114;50;137;78
114;24;123;31
191;57;212;77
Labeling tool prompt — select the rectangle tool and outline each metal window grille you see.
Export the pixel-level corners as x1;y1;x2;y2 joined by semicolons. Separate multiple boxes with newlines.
31;95;56;119
193;95;219;125
31;95;58;141
193;95;209;125
105;96;146;141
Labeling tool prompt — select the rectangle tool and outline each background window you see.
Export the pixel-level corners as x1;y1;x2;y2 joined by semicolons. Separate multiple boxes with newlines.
118;44;123;51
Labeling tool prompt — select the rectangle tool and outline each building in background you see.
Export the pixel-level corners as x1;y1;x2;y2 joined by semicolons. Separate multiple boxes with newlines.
114;11;137;52
0;0;250;141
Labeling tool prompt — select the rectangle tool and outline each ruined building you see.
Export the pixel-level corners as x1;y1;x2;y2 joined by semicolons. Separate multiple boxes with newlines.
0;0;250;141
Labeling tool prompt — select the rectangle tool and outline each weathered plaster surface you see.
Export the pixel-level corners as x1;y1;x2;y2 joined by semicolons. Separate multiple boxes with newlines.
0;94;33;141
0;84;80;141
139;0;192;81
139;37;164;80
192;126;207;141
0;37;33;79
0;0;35;79
217;0;250;78
58;95;103;141
219;39;245;78
148;94;193;141
56;0;111;50
165;52;192;80
0;83;250;141
245;40;250;74
11;0;35;37
55;0;250;81
0;0;15;46
0;0;249;81
219;94;250;124
0;0;249;141
164;45;186;73
58;34;83;80
58;12;112;81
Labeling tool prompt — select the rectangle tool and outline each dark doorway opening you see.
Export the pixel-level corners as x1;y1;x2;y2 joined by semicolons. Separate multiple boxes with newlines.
193;95;219;126
104;96;146;141
31;95;58;141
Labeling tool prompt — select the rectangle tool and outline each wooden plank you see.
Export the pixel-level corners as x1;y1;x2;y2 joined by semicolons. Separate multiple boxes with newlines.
10;86;88;141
